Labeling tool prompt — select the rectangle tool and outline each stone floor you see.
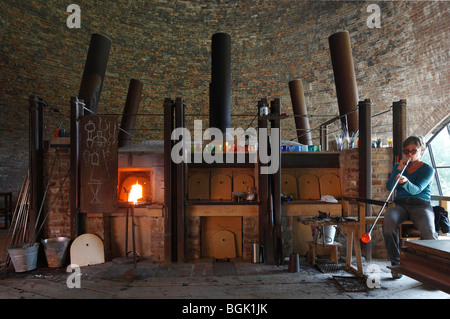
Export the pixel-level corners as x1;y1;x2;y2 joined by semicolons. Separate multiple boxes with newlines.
0;255;448;301
0;228;448;317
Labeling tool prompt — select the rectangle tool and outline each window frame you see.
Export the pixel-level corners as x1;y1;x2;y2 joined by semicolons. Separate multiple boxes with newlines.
425;121;450;196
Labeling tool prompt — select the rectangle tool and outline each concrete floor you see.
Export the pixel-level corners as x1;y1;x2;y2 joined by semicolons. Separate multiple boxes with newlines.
0;230;448;303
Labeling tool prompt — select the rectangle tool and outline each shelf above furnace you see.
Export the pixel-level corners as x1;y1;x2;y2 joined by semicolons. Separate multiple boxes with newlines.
50;137;70;148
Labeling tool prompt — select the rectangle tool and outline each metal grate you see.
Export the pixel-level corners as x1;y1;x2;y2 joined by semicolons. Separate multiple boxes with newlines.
333;275;371;292
316;262;346;274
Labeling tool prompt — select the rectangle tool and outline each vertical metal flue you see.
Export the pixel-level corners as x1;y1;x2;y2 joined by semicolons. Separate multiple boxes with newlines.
78;33;112;115
289;79;313;145
328;31;359;135
118;79;143;148
210;32;231;133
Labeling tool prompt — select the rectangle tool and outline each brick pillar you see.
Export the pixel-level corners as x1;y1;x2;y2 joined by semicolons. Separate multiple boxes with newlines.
243;216;259;261
43;146;72;239
185;216;201;261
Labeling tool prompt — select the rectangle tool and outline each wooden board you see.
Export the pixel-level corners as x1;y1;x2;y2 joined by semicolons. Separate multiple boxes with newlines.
281;174;298;199
405;239;450;259
319;174;342;199
211;173;232;200
282;203;342;216
212;230;237;259
298;174;320;200
80;115;118;213
186;205;258;217
201;217;242;258
233;174;254;193
188;173;210;200
391;239;450;293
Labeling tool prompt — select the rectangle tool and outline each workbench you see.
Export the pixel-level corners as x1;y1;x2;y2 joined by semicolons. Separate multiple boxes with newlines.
299;216;363;276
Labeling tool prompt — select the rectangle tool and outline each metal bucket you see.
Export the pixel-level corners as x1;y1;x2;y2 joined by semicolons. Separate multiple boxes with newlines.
42;237;70;268
317;225;336;245
7;243;39;272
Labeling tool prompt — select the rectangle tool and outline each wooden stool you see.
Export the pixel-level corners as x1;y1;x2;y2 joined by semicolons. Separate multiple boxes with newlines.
307;241;342;266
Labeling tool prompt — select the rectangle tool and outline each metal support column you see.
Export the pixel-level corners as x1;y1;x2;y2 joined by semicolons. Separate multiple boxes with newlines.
358;99;372;199
392;99;407;164
70;97;85;237
270;98;282;228
320;125;328;151
28;95;45;243
257;98;269;244
358;99;372;259
175;98;185;263
163;98;175;263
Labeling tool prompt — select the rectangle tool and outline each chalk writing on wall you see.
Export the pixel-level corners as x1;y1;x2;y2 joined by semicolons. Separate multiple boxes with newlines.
80;115;118;213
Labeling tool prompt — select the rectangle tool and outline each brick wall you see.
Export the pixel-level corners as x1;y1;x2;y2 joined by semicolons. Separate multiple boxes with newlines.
1;0;448;211
186;216;201;261
340;149;360;199
371;148;393;258
340;147;393;203
43;145;71;239
242;216;259;260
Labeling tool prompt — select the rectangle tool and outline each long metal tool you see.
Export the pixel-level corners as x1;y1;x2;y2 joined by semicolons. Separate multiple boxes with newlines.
361;158;410;243
1;173;29;266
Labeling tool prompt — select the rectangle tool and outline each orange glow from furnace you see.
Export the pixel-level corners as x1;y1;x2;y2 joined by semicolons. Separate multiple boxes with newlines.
128;181;142;204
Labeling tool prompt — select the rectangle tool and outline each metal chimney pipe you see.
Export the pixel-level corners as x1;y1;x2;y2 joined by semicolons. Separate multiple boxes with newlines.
78;33;112;115
210;32;231;133
328;31;359;135
289;79;313;145
28;96;45;244
118;79;143;148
